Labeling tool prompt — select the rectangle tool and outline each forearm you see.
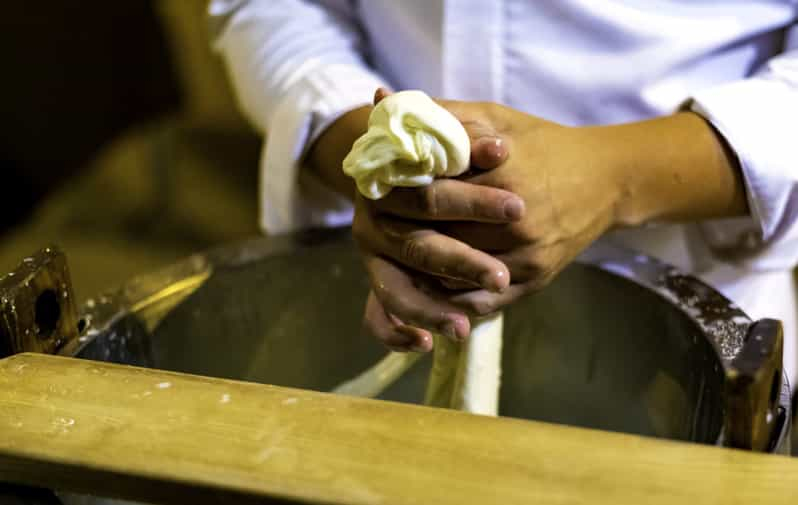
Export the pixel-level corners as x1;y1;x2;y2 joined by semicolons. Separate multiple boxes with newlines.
305;106;371;201
595;112;748;227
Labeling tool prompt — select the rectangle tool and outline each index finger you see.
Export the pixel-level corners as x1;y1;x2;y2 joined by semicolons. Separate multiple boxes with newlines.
371;179;525;223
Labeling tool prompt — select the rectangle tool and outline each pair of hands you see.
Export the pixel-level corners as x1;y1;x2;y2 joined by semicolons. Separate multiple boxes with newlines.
354;90;619;352
307;89;745;353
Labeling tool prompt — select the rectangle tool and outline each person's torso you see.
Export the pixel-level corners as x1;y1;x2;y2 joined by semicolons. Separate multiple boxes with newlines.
357;0;795;126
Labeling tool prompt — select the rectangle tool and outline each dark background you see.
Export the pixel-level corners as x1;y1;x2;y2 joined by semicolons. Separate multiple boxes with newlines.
0;1;181;232
0;1;261;298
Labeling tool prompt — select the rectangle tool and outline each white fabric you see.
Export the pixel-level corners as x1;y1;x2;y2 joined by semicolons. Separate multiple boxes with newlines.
210;0;798;384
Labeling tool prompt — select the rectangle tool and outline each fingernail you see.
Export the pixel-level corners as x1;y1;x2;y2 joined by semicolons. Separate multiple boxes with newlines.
440;321;458;340
441;316;470;341
475;137;507;164
413;333;433;353
454;319;470;341
480;270;508;293
503;197;525;221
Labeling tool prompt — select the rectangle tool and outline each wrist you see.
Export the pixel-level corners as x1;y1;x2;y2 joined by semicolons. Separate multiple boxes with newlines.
592;112;746;228
306;105;372;201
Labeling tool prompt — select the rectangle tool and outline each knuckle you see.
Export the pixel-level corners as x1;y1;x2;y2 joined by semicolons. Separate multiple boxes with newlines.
456;191;476;218
526;265;556;291
393;302;430;329
514;226;537;244
472;192;499;219
509;250;559;290
418;185;440;217
461;296;496;317
472;301;496;317
481;101;505;119
399;236;431;271
387;293;445;330
517;257;543;279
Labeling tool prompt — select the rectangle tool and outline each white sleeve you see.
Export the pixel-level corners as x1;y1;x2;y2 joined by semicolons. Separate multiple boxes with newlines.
209;0;387;234
689;23;798;270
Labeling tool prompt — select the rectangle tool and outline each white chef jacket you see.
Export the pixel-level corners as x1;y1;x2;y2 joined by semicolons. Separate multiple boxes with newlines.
209;0;798;385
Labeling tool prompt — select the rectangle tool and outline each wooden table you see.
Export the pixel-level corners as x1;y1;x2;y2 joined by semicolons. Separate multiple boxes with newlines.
0;353;796;505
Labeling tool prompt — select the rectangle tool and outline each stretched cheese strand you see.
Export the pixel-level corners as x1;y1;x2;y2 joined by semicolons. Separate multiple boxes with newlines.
450;313;503;415
423;334;461;407
333;315;503;417
337;90;502;416
332;351;422;398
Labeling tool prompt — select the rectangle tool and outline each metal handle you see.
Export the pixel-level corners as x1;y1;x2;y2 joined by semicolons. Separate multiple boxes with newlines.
0;246;79;359
723;318;785;451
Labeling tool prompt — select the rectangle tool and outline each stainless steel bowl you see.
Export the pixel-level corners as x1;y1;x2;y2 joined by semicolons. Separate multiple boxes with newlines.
70;230;791;450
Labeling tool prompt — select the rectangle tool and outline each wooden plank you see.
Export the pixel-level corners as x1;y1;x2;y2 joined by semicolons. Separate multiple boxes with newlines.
0;353;796;505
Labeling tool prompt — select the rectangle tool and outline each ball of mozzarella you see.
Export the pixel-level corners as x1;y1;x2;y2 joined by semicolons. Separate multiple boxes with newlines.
343;90;471;200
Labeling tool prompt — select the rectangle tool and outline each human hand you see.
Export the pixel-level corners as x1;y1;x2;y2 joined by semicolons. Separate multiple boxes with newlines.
359;102;618;350
359;98;745;351
302;89;523;350
352;91;529;350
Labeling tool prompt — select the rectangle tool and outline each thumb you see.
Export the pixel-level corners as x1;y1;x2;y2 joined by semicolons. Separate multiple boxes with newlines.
437;99;509;170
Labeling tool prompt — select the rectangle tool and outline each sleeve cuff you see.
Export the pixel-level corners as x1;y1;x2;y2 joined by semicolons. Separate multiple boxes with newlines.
688;75;798;269
259;63;386;235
